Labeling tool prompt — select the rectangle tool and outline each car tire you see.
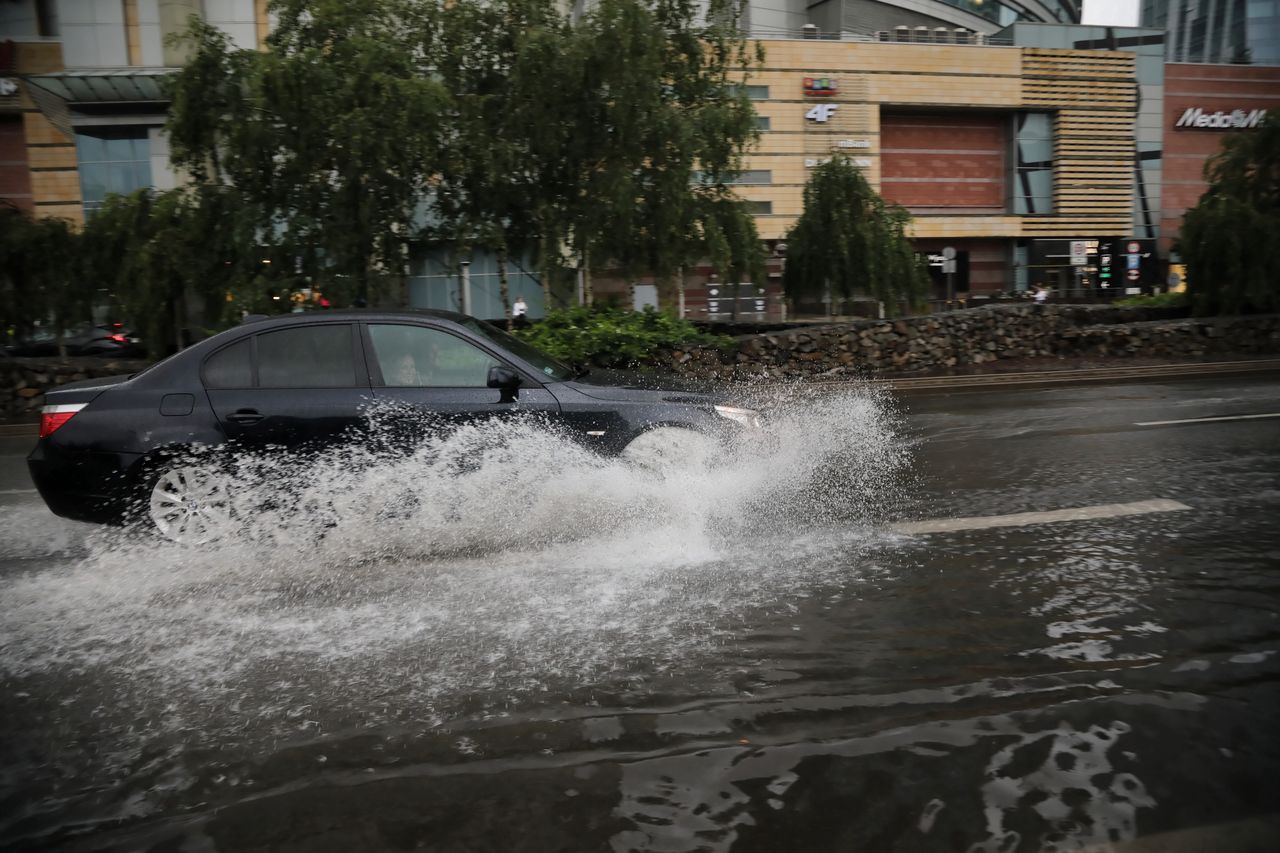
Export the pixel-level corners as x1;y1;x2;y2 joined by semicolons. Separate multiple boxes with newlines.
143;460;236;545
619;426;717;472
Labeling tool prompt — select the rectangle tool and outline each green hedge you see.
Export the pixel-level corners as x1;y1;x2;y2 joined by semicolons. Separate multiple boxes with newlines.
513;305;730;368
1113;292;1188;308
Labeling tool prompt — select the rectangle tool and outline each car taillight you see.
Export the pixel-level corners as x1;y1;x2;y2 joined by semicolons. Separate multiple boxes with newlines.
40;404;86;438
109;333;127;343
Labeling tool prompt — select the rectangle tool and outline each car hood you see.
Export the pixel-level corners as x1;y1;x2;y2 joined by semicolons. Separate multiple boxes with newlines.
558;371;722;405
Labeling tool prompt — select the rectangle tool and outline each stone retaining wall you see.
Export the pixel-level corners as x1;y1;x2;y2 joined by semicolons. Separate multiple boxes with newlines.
665;305;1280;380
4;307;1278;420
0;357;148;421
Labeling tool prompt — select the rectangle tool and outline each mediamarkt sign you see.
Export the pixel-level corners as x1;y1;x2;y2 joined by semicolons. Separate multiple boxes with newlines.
1174;106;1268;130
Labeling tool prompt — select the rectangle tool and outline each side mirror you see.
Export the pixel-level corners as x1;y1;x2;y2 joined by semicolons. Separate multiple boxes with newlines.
487;365;523;390
487;365;522;403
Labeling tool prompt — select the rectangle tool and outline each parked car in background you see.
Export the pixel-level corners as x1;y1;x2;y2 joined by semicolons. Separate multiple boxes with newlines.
4;323;144;358
28;309;760;544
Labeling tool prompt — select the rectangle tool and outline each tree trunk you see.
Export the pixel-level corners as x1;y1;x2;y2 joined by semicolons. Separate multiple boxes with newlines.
582;251;593;307
497;247;511;330
677;266;686;318
173;292;184;353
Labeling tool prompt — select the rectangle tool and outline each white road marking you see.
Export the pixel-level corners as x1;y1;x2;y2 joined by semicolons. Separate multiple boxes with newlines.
0;489;36;495
889;499;1191;536
1135;412;1280;427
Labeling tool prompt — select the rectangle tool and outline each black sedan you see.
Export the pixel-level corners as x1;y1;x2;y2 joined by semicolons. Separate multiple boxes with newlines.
28;309;759;543
5;323;144;358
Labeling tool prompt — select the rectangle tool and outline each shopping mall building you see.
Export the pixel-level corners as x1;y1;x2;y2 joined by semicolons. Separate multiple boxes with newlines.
2;0;1278;319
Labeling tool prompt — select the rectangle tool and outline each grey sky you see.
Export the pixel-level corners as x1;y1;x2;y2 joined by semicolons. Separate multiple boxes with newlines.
1082;0;1141;26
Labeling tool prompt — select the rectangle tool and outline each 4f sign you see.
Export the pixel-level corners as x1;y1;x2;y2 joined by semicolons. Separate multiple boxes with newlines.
806;104;838;123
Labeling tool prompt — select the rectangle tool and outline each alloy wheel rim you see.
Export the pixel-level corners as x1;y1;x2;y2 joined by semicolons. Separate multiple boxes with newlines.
148;467;233;544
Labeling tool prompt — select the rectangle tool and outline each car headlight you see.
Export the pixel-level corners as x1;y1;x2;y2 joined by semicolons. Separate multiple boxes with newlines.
714;405;762;429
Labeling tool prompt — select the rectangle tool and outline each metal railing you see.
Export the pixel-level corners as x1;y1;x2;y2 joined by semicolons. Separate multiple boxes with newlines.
744;26;1014;47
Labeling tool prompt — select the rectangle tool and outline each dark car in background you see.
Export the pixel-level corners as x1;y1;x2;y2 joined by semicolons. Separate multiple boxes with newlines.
4;323;144;358
27;310;759;543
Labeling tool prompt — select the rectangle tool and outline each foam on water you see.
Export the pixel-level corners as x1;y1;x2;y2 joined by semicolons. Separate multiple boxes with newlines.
0;387;909;719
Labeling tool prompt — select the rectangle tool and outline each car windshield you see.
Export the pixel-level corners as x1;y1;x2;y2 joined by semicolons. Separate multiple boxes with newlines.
461;318;575;381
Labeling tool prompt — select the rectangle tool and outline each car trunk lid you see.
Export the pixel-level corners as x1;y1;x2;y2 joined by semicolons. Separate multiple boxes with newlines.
39;375;133;438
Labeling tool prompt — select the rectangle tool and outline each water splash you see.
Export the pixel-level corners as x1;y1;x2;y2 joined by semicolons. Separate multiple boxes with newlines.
0;387;909;706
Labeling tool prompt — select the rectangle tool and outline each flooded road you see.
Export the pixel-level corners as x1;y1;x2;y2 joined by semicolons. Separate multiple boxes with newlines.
1;375;1278;852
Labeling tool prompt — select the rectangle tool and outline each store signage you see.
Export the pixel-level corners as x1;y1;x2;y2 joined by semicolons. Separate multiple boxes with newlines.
1174;107;1267;130
805;104;838;122
0;78;19;97
835;139;870;149
803;77;838;96
1069;240;1087;266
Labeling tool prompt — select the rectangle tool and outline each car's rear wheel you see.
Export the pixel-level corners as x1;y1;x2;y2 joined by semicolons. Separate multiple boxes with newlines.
620;426;717;472
146;464;235;545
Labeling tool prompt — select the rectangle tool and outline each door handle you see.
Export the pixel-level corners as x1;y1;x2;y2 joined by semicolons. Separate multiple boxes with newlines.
227;409;265;426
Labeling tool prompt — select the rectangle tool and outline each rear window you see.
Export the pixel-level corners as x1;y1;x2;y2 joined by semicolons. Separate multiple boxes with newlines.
202;325;360;389
257;325;356;388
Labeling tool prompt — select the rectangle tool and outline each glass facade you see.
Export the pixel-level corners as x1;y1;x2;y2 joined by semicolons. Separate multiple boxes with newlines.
935;1;1078;26
1143;0;1280;64
1012;112;1054;215
75;127;152;215
407;249;544;319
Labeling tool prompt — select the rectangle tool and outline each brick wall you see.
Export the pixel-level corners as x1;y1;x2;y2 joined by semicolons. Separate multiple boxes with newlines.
880;113;1008;213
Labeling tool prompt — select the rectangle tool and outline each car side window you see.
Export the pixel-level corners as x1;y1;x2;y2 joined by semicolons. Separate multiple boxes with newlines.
368;324;501;388
257;325;357;388
203;338;253;389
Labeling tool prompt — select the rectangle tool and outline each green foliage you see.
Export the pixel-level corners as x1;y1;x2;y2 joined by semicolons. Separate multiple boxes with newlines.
166;1;449;302
782;156;928;316
1;206;86;338
1114;291;1188;308
506;0;761;305
0;208;88;351
79;187;288;357
165;0;764;313
697;192;765;297
513;305;728;368
1181;113;1280;315
5;0;764;354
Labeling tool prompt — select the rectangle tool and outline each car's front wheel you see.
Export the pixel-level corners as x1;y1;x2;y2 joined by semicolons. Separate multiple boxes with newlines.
145;464;236;545
619;426;717;472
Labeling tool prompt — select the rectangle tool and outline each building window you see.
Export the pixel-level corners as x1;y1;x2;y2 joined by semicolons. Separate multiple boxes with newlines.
731;85;769;100
75;127;152;215
754;115;771;131
36;0;59;37
1012;112;1053;215
692;170;772;185
745;200;773;214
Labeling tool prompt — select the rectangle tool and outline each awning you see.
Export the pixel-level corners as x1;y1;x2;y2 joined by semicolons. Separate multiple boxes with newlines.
23;68;178;137
25;68;178;104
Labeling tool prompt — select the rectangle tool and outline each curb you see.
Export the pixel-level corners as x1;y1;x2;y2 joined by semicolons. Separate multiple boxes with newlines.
0;422;38;437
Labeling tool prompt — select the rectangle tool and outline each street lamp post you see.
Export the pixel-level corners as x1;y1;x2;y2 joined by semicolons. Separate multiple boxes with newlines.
460;261;471;315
